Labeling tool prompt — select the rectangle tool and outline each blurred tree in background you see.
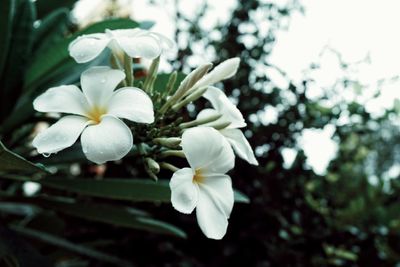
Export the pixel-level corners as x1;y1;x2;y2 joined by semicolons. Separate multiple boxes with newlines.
161;0;400;266
1;0;400;266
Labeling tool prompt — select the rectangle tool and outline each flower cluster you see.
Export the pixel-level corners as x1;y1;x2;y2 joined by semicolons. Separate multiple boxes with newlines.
32;27;257;239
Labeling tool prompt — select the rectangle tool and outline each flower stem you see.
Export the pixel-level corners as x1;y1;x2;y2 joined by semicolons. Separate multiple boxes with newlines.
124;53;134;87
111;53;127;86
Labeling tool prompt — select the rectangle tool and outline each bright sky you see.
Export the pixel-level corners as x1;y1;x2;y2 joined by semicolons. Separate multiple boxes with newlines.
73;0;400;175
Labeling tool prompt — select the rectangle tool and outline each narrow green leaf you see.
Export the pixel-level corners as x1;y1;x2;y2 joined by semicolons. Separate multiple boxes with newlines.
39;177;249;204
40;178;171;202
153;72;186;95
35;0;77;19
9;224;133;267
32;8;70;54
0;141;46;174
35;198;186;238
139;20;155;30
0;224;52;267
0;0;36;120
0;0;15;78
234;190;251;203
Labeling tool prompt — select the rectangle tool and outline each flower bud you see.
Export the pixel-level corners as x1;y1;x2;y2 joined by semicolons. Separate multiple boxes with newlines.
159;150;186;158
179;113;222;129
144;157;160;181
195;57;240;88
153;137;182;148
172;87;208;111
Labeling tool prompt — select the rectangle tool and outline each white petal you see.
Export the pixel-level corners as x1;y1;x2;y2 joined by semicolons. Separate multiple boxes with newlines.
203;86;246;128
150;32;175;50
170;168;198;214
68;34;110;63
196;175;234;239
81;67;125;107
195;57;240;88
33;85;89;116
116;35;161;59
32;115;89;154
182;127;235;174
80;116;132;164
221;128;259;166
108;87;154;123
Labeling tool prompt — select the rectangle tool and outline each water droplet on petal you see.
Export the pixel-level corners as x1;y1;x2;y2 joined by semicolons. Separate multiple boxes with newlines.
101;78;106;83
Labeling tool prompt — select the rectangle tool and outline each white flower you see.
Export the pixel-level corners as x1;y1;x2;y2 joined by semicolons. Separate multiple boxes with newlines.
170;127;235;239
32;66;154;164
187;57;258;165
69;28;175;63
198;88;259;166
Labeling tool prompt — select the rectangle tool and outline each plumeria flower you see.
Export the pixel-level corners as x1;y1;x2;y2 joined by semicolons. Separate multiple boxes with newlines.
69;28;174;63
188;57;258;165
170;127;235;239
197;86;258;165
32;66;154;164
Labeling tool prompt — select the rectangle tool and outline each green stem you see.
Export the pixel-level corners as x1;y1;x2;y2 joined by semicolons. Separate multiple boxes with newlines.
111;53;127;86
124;53;133;87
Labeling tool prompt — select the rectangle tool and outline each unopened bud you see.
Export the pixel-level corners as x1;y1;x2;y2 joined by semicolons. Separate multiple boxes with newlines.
159;150;186;158
179;113;222;129
172;87;208;111
143;56;160;93
153;137;182;148
144;157;160;181
173;63;213;101
210;121;231;130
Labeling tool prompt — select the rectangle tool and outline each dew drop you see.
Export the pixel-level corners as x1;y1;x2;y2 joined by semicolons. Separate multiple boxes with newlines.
101;78;107;83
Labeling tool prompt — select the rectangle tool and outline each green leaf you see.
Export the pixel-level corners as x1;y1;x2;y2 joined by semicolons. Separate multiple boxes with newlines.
39;177;250;204
0;224;52;267
234;190;251;203
0;0;15;78
35;0;77;19
153;72;186;95
40;178;171;202
0;0;36;120
32;8;70;54
9;224;132;267
139;20;155;30
0;141;46;174
35;197;186;238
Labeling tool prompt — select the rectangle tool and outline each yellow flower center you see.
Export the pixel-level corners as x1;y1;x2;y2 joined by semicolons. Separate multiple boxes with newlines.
86;106;107;124
193;168;205;184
